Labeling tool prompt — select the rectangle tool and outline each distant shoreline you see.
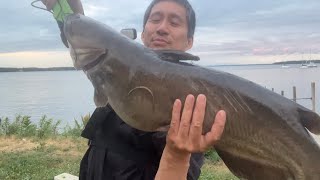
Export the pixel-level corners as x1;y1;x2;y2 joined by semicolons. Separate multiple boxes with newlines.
272;60;320;65
0;67;76;72
1;60;319;72
207;60;320;67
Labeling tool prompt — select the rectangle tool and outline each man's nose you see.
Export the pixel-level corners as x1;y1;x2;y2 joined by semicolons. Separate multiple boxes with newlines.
156;20;169;36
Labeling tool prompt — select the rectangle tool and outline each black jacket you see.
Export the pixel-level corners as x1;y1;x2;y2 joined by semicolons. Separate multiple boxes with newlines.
79;105;204;180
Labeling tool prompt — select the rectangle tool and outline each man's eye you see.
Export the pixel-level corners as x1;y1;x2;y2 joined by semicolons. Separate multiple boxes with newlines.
149;18;161;23
170;17;181;27
148;14;162;23
170;21;180;27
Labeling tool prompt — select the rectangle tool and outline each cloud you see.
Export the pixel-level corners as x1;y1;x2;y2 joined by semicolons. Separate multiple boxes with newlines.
1;0;320;66
0;51;71;68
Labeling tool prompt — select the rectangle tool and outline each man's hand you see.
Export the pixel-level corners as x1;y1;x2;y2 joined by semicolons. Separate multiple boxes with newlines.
166;94;226;156
155;94;226;180
41;0;58;10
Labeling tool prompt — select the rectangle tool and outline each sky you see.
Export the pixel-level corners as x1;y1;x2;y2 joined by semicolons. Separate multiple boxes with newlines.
1;0;320;67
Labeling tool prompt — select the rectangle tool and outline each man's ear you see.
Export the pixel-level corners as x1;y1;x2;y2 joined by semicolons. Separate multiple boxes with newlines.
186;37;194;50
141;30;145;43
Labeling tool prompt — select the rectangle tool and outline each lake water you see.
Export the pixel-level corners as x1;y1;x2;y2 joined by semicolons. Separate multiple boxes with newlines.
0;64;319;143
0;71;95;126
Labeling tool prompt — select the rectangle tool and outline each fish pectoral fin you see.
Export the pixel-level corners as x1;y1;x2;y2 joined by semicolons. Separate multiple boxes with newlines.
94;88;108;107
298;107;320;134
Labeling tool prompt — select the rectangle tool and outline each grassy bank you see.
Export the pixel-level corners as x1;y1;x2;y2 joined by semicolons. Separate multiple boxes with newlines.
0;136;87;180
200;150;238;180
0;115;237;180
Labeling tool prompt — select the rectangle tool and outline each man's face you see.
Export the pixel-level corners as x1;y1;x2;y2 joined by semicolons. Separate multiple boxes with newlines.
141;1;193;51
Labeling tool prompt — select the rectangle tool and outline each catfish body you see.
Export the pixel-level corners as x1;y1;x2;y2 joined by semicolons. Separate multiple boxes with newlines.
65;14;320;180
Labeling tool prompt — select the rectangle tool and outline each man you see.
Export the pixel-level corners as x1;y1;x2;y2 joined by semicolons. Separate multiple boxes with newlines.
43;0;226;179
79;1;226;179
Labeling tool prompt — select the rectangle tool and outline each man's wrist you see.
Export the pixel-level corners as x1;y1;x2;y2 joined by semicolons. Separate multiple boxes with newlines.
155;146;191;180
162;145;191;165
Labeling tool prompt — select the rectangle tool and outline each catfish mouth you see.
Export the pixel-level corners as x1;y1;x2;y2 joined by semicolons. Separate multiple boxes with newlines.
83;50;108;71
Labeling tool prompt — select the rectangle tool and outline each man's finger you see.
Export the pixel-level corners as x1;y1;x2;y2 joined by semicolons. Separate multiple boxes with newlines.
168;99;182;137
201;110;226;149
178;94;195;138
189;94;206;147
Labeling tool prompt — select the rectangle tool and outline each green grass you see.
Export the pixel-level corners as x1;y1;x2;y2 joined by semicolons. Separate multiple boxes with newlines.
0;150;80;180
0;115;90;180
200;160;239;180
0;136;238;180
200;149;239;180
0;136;87;180
0;115;238;179
0;115;90;138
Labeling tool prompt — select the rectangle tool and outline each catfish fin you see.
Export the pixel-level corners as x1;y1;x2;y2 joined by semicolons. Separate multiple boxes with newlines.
94;88;108;107
298;107;320;134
